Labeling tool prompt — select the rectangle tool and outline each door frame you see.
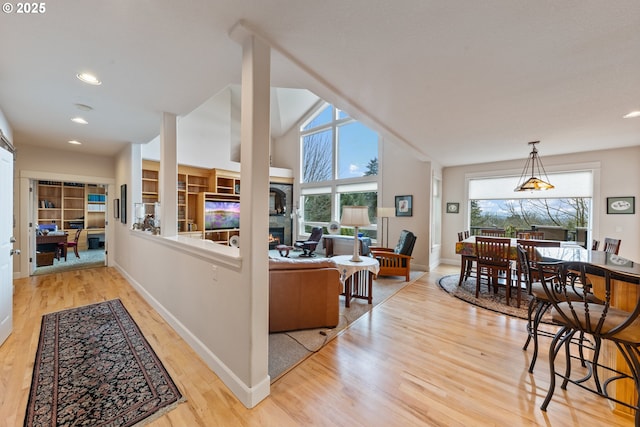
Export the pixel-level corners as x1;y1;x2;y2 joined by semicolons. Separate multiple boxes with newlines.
17;171;115;279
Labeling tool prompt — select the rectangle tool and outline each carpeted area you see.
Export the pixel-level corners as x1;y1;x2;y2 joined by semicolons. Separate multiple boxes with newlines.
269;270;426;382
33;248;105;275
24;299;184;427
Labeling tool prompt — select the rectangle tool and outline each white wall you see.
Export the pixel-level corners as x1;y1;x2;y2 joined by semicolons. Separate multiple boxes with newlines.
112;145;268;407
141;87;240;172
441;146;640;263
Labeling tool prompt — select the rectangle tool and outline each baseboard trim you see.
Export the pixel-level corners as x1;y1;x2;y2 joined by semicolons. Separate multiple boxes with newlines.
113;263;270;408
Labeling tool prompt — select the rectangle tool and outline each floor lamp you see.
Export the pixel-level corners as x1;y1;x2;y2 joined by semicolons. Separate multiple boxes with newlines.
377;207;395;248
340;206;370;262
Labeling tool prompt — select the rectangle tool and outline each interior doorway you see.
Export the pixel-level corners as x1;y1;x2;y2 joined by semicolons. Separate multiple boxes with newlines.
32;179;107;276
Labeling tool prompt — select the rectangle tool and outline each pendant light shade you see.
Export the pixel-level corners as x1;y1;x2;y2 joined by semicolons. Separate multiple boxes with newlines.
514;141;555;192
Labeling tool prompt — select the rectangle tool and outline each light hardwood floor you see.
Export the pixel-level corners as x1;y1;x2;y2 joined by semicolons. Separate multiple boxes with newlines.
0;265;634;426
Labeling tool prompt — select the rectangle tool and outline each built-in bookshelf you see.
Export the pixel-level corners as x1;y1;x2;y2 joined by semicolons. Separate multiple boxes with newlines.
37;180;106;249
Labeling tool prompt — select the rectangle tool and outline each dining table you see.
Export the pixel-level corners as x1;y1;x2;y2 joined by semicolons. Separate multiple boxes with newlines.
536;246;640;417
455;235;581;259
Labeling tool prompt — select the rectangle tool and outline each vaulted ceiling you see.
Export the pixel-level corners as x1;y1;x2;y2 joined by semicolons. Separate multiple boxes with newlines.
0;1;638;166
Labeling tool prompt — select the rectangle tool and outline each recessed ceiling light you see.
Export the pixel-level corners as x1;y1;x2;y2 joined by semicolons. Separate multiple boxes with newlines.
68;140;82;145
623;111;640;118
71;117;88;124
76;73;102;85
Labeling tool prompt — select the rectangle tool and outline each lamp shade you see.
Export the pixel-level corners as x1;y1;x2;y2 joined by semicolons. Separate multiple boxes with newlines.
341;206;370;226
514;141;555;192
377;207;395;218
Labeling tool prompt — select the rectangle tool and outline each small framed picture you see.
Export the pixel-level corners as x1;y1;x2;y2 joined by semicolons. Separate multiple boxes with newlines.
607;197;635;214
120;184;127;224
446;202;460;214
395;195;413;217
114;199;120;219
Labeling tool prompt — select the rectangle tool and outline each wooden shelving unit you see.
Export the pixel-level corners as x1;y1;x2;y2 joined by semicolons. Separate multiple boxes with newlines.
141;162;293;246
62;183;85;231
37;181;106;250
86;185;106;229
142;159;159;216
37;181;62;227
213;170;240;195
196;192;240;245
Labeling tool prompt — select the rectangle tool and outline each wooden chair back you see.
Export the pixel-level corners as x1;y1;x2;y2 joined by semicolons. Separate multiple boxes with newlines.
603;237;621;255
480;229;506;237
591;240;600;251
475;237;511;267
517;231;545;240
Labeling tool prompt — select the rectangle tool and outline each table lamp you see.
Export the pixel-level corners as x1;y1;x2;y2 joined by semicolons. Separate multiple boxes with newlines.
340;206;370;262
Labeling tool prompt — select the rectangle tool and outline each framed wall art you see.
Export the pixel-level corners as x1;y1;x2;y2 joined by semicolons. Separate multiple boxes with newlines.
120;184;127;224
446;202;460;214
395;195;413;217
606;196;635;214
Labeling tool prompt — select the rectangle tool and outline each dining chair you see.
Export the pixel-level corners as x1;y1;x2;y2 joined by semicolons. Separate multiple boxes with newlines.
457;231;476;285
480;229;506;237
516;239;560;295
474;237;513;304
539;261;640;425
516;231;545;240
602;237;621;255
591;239;600;251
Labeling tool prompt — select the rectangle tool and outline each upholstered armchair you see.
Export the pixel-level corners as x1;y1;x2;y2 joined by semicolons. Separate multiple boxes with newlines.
294;226;323;257
370;230;417;281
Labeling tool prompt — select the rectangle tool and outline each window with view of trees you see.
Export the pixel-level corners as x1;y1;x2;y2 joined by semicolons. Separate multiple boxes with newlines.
300;103;379;239
468;170;593;244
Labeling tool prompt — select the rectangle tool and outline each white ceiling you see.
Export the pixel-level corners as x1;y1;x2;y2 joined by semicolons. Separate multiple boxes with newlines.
0;1;638;166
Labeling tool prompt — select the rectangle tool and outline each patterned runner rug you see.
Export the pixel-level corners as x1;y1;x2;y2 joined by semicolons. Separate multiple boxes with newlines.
24;299;184;427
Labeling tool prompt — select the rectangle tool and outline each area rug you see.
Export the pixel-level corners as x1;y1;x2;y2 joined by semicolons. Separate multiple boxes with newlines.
269;271;425;382
24;299;184;427
437;274;534;320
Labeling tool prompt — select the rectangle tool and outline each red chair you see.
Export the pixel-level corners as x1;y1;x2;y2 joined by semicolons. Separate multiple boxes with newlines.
58;228;82;261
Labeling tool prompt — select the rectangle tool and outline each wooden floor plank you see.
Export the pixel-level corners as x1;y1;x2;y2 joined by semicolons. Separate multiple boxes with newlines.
0;265;634;426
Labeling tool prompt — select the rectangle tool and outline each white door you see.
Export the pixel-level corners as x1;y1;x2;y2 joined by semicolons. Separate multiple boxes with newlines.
0;145;14;346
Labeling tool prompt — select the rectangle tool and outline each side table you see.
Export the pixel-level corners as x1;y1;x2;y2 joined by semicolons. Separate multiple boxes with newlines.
331;255;380;307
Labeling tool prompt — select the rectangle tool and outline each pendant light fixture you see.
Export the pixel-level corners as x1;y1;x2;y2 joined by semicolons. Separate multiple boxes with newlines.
514;141;555;192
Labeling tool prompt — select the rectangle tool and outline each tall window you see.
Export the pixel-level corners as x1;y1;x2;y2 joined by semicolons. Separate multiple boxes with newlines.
300;103;379;238
468;171;593;244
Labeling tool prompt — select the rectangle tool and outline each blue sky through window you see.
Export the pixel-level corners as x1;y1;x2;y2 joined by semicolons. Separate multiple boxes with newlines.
338;122;378;178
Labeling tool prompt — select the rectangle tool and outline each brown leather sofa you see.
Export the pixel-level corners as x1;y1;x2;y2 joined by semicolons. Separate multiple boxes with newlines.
269;257;341;332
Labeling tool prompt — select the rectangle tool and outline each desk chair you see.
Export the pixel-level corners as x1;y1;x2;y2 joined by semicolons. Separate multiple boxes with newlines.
58;228;82;261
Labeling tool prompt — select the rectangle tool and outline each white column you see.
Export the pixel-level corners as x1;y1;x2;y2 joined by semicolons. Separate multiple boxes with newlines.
159;113;178;236
239;34;271;403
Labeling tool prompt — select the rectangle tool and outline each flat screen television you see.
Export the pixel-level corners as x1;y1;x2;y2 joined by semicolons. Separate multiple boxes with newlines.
204;200;240;230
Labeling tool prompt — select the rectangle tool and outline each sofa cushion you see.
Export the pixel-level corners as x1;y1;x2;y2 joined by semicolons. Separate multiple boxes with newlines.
269;257;337;271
